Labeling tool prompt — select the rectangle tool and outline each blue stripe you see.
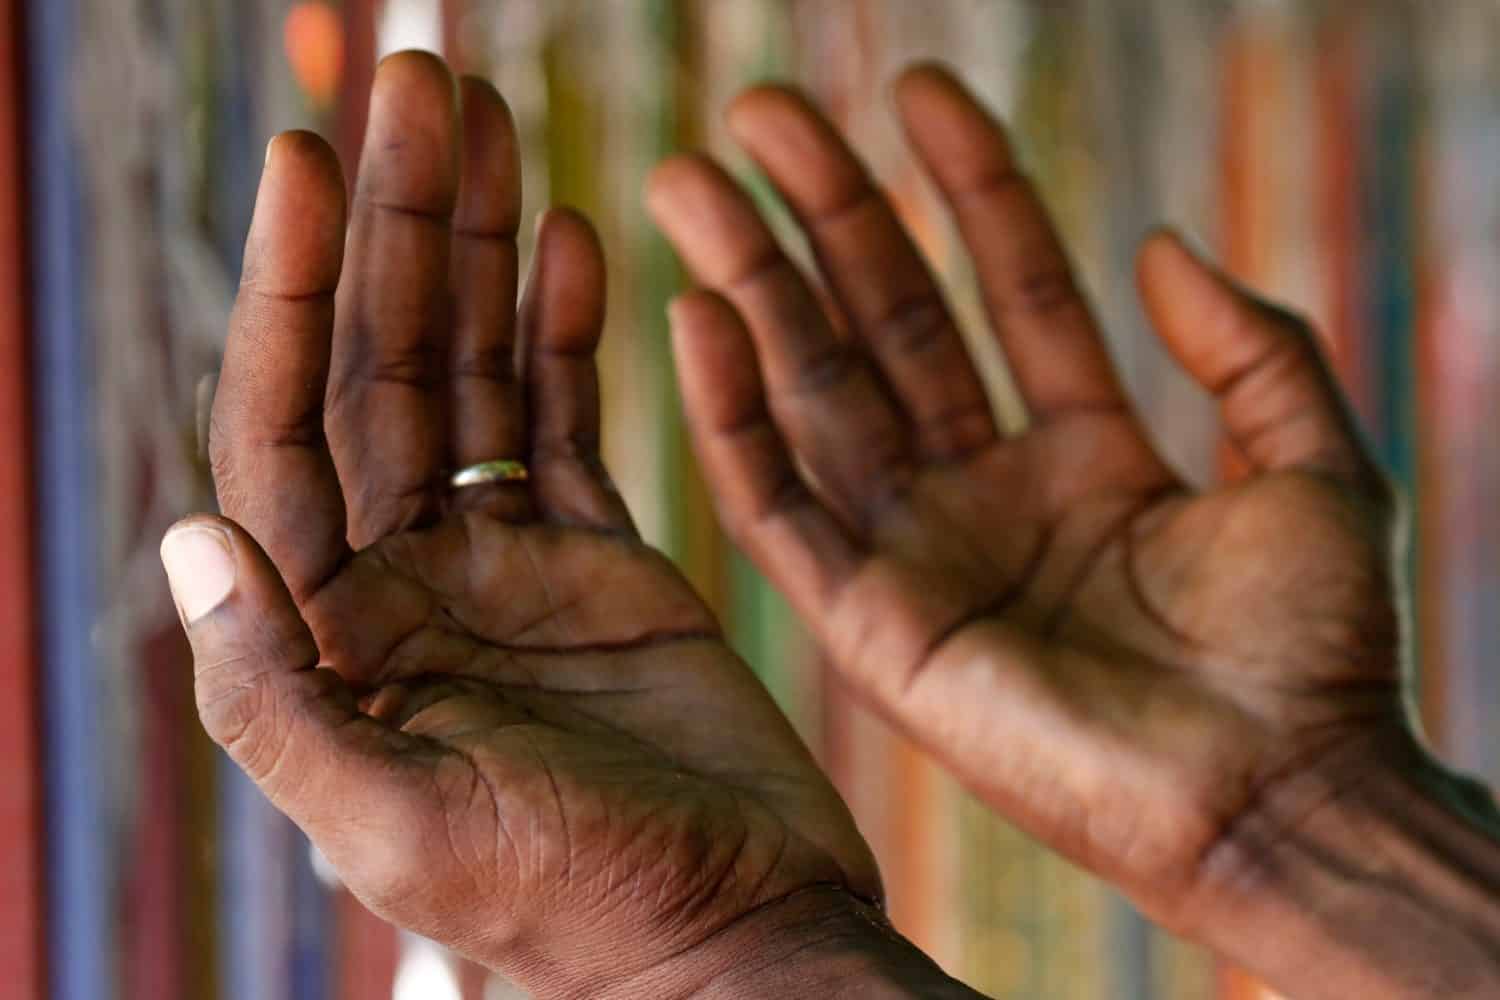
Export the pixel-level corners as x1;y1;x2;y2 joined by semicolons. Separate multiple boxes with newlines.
28;0;112;996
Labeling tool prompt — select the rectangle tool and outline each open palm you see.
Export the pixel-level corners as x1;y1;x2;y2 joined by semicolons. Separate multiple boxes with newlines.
651;66;1406;938
170;54;876;998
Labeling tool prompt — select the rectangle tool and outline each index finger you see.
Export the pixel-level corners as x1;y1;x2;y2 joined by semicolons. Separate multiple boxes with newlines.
211;130;352;603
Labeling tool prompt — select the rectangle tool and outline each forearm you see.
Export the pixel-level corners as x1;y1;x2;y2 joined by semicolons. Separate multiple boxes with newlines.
1199;730;1500;998
601;886;986;1000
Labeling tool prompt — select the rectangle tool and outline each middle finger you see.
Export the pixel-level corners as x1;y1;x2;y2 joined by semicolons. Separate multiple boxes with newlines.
327;51;461;547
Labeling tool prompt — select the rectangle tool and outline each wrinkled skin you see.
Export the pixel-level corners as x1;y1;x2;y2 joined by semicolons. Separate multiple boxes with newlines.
165;47;1457;1000
176;53;877;998
650;65;1409;935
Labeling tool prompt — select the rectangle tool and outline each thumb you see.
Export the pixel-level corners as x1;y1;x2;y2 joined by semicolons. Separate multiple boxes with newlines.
1137;230;1379;491
160;516;416;839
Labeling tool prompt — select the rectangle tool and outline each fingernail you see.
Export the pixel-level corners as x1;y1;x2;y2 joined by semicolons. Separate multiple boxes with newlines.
265;134;278;168
161;525;236;624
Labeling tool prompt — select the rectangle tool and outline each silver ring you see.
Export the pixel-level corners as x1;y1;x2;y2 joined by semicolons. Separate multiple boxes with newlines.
450;459;529;489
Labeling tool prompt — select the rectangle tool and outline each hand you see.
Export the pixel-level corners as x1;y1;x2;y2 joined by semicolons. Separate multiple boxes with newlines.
161;52;918;1000
650;65;1500;994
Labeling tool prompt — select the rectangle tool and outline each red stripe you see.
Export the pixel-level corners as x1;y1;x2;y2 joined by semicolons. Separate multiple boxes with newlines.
336;0;379;195
0;0;47;996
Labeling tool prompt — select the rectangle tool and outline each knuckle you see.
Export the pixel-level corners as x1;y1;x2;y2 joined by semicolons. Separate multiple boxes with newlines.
196;661;277;766
1249;303;1324;372
451;342;516;383
1007;265;1080;321
193;632;320;783
337;325;446;395
530;428;602;465
871;295;952;358
788;343;858;397
366;350;445;390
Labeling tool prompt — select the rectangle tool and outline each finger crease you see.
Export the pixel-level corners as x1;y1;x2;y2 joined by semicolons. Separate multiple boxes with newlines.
951;164;1030;207
725;244;791;294
451;349;517;383
453;222;520;243
355;193;454;227
1001;266;1083;322
354;347;448;391
237;283;338;306
897;521;1051;696
531;431;602;465
1211;334;1308;399
806;181;882;231
869;294;954;357
712;402;776;442
532;338;599;361
781;344;859;397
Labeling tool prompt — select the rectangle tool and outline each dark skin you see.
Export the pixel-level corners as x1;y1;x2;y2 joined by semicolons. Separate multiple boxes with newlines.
650;66;1500;996
649;65;1405;928
169;52;963;999
164;53;1500;999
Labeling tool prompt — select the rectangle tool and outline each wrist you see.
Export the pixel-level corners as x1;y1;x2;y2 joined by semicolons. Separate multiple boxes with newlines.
599;885;983;1000
1193;726;1500;998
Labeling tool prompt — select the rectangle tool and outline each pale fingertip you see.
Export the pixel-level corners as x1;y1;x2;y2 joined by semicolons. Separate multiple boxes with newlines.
644;154;715;218
895;79;1018;193
666;289;700;328
533;205;603;265
1137;226;1181;277
1142;226;1195;261
533;204;560;239
892;62;982;127
1137;227;1218;299
643;158;688;222
161;522;237;625
242;130;347;295
362;50;461;208
891;61;960;102
375;48;458;98
724;82;803;136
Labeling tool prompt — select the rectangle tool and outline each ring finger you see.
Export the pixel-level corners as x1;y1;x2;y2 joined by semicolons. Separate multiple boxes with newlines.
447;76;531;520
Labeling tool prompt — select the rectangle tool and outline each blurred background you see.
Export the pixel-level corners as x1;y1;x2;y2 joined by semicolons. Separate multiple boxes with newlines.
2;0;1499;998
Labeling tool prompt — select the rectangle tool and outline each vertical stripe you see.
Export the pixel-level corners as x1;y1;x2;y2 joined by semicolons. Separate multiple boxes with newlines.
0;0;45;995
28;0;111;995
